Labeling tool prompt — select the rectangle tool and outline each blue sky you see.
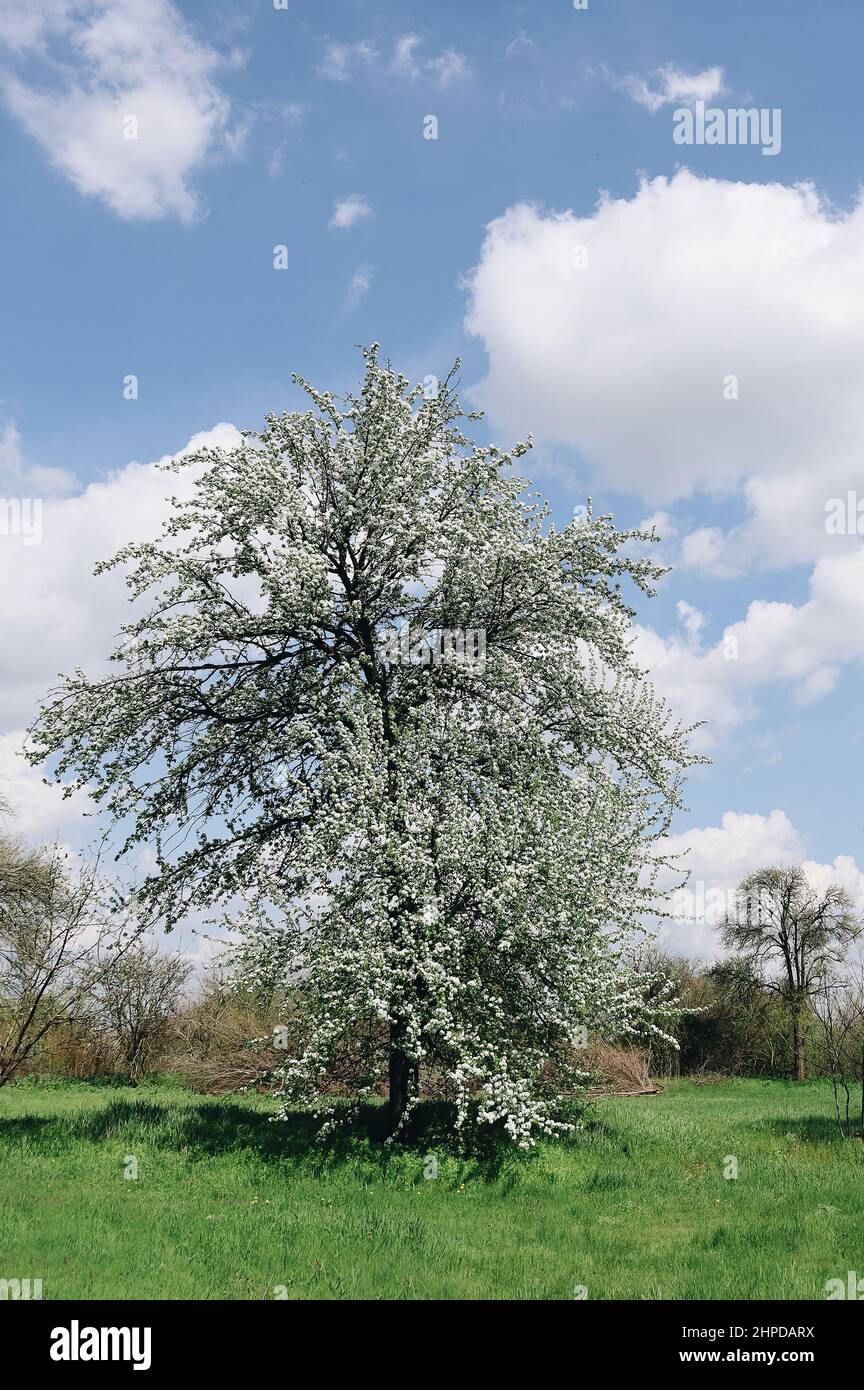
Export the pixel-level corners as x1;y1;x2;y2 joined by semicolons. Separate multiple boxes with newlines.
1;0;863;959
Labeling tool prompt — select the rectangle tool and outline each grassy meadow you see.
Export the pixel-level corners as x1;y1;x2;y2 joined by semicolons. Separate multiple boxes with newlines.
1;1076;862;1300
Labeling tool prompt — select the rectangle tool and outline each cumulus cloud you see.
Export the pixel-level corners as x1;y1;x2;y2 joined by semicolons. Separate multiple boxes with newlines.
657;810;864;960
0;423;241;735
0;421;241;862
0;423;77;496
0;730;93;842
667;809;806;883
465;172;864;572
632;549;864;746
0;0;245;221
329;194;372;230
675;600;705;642
621;63;726;113
0;0;71;51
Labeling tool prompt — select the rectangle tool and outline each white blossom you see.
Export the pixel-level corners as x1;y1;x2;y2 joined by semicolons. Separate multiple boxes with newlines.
27;347;699;1144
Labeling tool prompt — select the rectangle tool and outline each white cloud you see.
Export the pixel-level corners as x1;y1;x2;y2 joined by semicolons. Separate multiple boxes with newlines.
504;31;537;62
668;809;806;888
259;102;306;180
657;810;864;960
0;423;241;734
0;0;244;221
316;38;378;82
680;526;733;576
321;33;470;89
675;600;705;642
426;49;471;89
0;423;78;496
390;33;471;87
621;64;726;113
465;172;864;573
640;509;678;539
347;262;373;306
329;194;372;230
391;34;421;80
0;421;270;962
0;0;72;51
0;729;93;842
0;423;235;852
632;549;864;746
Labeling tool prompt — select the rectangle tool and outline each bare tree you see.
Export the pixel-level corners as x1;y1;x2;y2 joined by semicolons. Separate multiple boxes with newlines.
721;867;861;1083
95;939;191;1082
0;838;129;1086
812;970;864;1138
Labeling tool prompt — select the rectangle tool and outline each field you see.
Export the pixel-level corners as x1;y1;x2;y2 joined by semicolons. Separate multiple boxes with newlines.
1;1077;862;1300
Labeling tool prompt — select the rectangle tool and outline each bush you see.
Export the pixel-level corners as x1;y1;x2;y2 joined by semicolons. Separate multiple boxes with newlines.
584;1040;653;1092
160;983;288;1093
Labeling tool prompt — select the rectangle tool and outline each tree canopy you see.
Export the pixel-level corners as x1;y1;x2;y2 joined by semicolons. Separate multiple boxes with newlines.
28;346;699;1142
721;865;861;1082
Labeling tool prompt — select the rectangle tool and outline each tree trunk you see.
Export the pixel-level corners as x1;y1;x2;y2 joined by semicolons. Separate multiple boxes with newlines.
388;1022;418;1133
792;1004;805;1083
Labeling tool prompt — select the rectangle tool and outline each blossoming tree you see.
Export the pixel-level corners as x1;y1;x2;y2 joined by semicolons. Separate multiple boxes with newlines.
28;347;697;1143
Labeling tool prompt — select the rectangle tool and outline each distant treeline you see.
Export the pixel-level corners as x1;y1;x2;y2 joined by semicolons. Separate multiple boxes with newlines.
642;951;864;1093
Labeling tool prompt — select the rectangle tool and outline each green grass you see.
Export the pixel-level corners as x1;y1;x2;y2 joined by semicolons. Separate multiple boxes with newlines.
1;1076;863;1299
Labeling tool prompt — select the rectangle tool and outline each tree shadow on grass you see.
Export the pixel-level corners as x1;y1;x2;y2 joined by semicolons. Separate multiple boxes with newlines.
0;1096;555;1182
0;1113;60;1146
757;1114;862;1144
